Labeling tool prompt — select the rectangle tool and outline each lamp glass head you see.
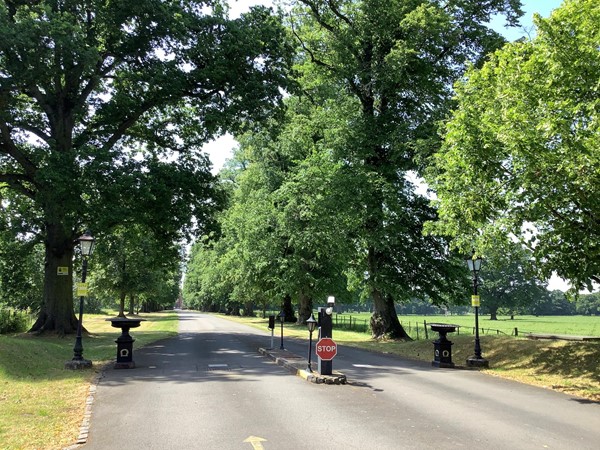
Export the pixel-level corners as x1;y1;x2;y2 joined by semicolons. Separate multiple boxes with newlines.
466;255;482;273
306;314;317;332
78;231;95;257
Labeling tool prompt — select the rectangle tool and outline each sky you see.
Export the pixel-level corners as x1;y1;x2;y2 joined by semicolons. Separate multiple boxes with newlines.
201;0;571;290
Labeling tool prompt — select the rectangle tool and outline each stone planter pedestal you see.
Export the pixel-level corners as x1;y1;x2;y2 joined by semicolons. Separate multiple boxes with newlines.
106;318;146;369
430;323;458;368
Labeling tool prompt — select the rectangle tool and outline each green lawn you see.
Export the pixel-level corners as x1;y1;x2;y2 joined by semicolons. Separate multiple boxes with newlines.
332;313;600;338
0;310;178;450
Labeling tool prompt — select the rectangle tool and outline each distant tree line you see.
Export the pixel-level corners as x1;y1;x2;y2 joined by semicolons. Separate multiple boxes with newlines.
343;292;600;318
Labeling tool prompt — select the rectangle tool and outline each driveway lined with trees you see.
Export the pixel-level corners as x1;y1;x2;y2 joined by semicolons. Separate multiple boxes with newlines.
83;312;600;449
184;0;530;339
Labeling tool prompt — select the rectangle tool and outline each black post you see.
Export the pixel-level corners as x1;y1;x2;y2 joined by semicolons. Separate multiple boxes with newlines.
268;315;275;349
473;274;482;359
66;256;92;369
318;307;333;376
467;268;489;368
72;257;87;361
307;329;314;372
279;311;285;350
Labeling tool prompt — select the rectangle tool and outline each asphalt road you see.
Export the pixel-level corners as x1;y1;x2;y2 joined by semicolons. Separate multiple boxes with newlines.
82;311;600;449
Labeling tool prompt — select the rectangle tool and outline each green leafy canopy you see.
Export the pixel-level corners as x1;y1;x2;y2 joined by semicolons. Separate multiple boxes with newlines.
427;0;600;291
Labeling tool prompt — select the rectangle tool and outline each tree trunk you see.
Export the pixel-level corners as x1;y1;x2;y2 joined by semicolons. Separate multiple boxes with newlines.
367;246;410;340
242;301;254;316
29;223;78;334
370;289;411;340
118;291;126;317
128;294;135;315
282;294;296;322
227;302;241;315
296;291;313;325
490;307;498;321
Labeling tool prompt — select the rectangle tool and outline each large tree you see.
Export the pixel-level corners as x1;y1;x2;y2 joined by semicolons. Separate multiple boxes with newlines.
0;1;293;333
289;0;522;338
90;224;182;317
185;107;354;323
428;0;600;291
479;246;547;320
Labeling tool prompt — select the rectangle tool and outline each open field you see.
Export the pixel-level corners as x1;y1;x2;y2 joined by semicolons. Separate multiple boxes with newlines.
329;313;600;338
0;311;178;450
220;313;600;402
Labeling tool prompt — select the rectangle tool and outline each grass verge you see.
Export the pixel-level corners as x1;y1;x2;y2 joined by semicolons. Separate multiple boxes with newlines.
0;311;178;450
219;313;600;402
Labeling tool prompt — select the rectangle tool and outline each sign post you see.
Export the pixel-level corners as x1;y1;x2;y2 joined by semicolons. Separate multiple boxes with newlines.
317;296;336;375
267;315;275;349
316;337;337;361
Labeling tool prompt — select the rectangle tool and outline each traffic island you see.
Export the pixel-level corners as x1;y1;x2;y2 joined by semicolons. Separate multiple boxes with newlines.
299;367;347;385
258;347;347;385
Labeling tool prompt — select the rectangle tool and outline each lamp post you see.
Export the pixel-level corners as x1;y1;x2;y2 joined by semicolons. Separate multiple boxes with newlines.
66;231;95;369
278;310;285;350
306;314;317;372
466;253;489;368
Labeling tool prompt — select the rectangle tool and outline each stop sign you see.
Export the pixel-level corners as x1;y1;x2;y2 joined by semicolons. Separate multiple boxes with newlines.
316;337;337;360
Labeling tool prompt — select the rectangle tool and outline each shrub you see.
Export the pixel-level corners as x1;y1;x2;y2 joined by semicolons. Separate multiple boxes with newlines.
0;308;31;334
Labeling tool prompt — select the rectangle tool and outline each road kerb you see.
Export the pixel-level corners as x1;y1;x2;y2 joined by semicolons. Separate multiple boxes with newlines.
258;347;347;384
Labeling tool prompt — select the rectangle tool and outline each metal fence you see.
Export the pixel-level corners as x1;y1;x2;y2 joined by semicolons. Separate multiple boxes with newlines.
331;314;511;340
402;320;510;340
332;314;370;333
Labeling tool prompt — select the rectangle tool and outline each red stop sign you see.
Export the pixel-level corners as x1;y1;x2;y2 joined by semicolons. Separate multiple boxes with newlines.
316;337;337;360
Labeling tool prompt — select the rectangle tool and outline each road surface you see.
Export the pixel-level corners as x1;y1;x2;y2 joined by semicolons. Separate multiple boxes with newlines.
82;311;600;449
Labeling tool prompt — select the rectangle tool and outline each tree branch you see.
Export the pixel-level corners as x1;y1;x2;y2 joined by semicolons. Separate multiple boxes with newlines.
0;173;36;199
299;0;336;34
326;0;352;27
24;84;54;123
0;121;38;178
289;14;335;73
76;53;118;110
99;109;149;153
12;121;52;144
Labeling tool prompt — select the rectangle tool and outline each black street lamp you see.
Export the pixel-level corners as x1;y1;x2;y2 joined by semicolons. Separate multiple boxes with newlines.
466;253;489;368
66;231;95;369
306;314;317;372
278;310;285;350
